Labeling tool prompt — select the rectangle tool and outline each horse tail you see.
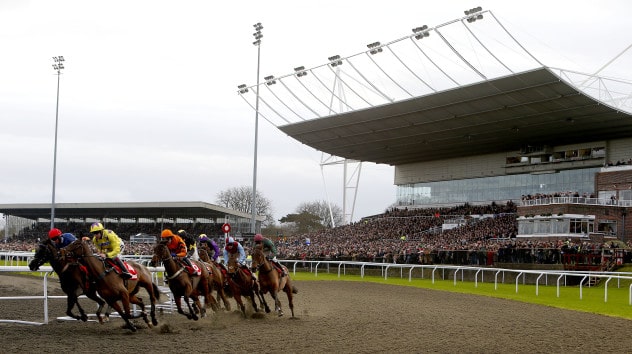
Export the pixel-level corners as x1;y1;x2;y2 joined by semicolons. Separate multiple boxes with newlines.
152;282;161;301
292;285;299;294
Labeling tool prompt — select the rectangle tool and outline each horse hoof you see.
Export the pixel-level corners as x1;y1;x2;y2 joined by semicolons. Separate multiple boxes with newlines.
152;319;158;326
80;314;88;322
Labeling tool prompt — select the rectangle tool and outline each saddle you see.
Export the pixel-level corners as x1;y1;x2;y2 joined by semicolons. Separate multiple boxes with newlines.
272;261;287;277
177;259;201;276
104;259;138;280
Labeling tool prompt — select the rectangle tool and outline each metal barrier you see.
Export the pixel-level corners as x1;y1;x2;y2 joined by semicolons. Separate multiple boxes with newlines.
3;259;632;325
279;260;632;304
0;265;172;325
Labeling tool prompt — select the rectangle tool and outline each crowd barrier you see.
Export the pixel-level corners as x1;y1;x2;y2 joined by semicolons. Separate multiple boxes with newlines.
2;255;632;325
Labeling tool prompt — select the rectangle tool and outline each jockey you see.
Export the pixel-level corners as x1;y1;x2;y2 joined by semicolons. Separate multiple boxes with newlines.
198;234;220;262
161;229;195;271
48;228;77;249
223;237;246;266
253;233;287;276
177;229;197;258
89;222;132;279
224;237;256;280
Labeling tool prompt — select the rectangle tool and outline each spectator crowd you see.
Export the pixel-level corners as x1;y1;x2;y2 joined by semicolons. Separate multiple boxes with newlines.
2;200;630;266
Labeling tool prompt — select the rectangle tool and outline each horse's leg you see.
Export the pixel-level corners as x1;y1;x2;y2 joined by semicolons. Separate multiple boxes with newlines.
65;293;83;321
129;294;151;327
173;294;192;319
271;289;284;317
118;291;138;332
217;280;231;311
149;282;161;326
235;294;247;318
192;295;205;319
284;284;295;318
254;281;269;313
108;297;137;332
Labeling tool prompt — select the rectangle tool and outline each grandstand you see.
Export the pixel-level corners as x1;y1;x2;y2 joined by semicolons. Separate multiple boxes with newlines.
0;201;264;243
238;8;632;242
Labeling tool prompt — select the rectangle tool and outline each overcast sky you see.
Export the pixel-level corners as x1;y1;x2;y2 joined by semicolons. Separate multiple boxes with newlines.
0;0;630;223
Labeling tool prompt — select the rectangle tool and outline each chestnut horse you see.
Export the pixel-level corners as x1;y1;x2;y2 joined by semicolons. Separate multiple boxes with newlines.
251;246;298;317
149;242;216;320
197;248;231;311
63;240;160;331
28;239;108;322
225;252;267;317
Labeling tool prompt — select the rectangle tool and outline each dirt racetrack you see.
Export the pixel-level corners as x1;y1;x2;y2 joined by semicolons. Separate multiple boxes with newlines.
1;273;632;354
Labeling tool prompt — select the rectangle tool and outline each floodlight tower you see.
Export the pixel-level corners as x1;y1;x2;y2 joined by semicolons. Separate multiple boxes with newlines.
251;23;263;234
51;55;65;229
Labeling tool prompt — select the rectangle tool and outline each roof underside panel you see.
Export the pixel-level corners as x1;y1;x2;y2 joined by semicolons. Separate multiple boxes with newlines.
279;68;632;165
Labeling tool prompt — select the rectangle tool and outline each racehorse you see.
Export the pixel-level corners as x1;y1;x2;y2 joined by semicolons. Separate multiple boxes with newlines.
251;246;298;317
149;242;216;320
225;252;267;317
28;239;108;322
63;240;160;331
197;248;231;311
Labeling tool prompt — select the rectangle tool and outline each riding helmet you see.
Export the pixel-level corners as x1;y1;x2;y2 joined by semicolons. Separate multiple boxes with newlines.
48;228;62;239
90;222;104;233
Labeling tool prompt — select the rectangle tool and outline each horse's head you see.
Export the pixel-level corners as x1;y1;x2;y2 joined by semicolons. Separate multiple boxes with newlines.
226;253;239;275
149;242;170;267
62;239;89;261
250;247;266;271
28;241;51;271
197;248;210;263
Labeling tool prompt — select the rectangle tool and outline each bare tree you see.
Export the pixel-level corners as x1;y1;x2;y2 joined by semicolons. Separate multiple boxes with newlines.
295;200;344;228
215;186;275;226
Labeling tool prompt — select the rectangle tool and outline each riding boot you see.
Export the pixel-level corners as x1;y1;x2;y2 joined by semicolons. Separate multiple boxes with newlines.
273;260;287;276
115;258;132;279
183;257;194;273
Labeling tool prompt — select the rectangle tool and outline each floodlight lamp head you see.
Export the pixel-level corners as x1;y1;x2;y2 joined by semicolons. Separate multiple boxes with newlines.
264;75;274;81
328;55;341;62
294;66;305;71
238;84;247;89
367;41;381;49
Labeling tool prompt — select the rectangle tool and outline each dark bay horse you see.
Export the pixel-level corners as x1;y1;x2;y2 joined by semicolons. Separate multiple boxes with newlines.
150;242;216;320
28;239;107;322
225;252;267;317
251;247;298;317
197;248;231;311
63;240;160;331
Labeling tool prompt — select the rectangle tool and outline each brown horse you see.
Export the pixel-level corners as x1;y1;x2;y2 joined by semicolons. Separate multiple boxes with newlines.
28;239;108;321
149;242;216;320
251;246;298;317
225;252;267;317
197;248;231;311
63;240;160;331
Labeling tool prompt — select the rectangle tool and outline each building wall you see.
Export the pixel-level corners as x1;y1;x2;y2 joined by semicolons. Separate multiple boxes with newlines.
395;140;609;185
517;168;632;242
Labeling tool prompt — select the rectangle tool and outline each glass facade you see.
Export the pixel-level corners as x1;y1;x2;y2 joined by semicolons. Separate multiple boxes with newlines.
396;168;600;206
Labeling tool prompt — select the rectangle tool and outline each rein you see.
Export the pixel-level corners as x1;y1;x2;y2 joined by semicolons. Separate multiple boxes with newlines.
156;252;186;280
65;246;111;281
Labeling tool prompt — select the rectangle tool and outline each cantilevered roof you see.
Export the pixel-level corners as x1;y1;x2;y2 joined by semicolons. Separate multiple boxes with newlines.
0;201;262;221
279;67;632;166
